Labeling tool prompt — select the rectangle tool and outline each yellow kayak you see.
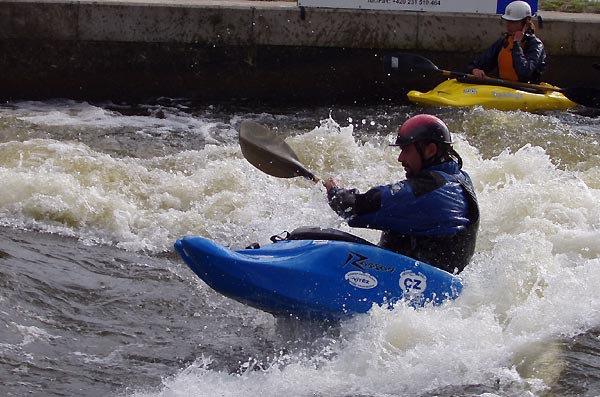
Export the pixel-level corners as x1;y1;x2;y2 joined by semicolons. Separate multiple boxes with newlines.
407;78;577;112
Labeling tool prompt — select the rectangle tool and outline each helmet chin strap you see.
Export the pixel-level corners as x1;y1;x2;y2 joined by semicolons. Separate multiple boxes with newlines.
414;143;427;168
415;142;441;169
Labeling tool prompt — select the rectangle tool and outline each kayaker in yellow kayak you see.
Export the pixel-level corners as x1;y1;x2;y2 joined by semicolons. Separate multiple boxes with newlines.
466;0;546;84
324;115;480;274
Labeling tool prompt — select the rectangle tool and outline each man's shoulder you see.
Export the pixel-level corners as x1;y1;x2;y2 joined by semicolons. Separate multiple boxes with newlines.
406;171;448;197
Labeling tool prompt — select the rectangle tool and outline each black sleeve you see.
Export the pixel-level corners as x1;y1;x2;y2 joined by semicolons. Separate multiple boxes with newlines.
327;187;382;218
513;35;546;83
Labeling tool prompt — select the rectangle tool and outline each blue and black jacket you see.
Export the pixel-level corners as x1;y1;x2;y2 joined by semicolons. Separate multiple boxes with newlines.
466;33;546;84
328;161;479;274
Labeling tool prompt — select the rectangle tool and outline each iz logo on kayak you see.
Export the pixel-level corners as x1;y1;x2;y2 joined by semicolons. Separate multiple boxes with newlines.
343;252;395;273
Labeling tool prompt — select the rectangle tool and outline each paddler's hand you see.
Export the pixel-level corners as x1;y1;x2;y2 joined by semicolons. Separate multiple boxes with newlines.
324;177;338;194
513;31;524;43
472;68;486;79
513;21;529;44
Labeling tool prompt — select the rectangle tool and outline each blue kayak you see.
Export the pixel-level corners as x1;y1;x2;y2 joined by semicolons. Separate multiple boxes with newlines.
174;228;463;319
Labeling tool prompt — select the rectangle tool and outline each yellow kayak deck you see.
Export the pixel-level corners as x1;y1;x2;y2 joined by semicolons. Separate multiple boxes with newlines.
407;79;577;112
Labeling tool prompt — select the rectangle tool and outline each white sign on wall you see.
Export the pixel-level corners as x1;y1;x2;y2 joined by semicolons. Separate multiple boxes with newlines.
297;0;538;14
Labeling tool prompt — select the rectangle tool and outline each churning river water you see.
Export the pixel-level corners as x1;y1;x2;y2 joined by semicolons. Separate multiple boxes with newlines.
0;99;599;397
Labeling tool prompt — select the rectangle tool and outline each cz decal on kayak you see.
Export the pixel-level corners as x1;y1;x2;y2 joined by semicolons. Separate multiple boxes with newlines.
343;252;395;273
399;270;427;296
345;271;378;289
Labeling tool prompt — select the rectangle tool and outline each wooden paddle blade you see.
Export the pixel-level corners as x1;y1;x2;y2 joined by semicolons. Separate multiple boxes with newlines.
561;86;600;109
384;52;440;75
239;121;317;181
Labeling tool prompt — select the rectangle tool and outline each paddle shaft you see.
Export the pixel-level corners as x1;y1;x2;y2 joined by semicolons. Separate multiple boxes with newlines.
437;69;558;94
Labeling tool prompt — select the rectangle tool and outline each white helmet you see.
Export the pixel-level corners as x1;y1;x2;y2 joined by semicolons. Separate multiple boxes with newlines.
502;1;532;21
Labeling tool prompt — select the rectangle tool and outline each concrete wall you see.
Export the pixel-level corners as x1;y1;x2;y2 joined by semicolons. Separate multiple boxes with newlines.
0;0;598;103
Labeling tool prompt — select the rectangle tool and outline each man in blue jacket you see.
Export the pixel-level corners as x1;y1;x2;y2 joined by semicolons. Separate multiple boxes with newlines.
325;114;479;274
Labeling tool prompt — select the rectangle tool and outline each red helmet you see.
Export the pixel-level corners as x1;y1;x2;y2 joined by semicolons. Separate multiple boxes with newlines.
391;114;452;147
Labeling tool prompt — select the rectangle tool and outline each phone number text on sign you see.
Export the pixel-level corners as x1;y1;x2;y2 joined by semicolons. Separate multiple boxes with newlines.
298;0;499;14
367;0;442;11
